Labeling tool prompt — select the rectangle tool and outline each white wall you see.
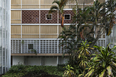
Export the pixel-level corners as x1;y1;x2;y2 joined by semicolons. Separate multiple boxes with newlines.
58;57;69;64
26;57;41;65
12;56;24;65
12;56;69;66
43;57;57;66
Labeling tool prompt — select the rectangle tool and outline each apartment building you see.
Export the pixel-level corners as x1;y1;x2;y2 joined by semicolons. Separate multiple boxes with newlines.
0;0;11;74
11;0;106;66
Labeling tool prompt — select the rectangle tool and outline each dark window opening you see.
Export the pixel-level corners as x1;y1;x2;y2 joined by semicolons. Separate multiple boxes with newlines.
28;44;33;49
64;14;70;20
46;14;52;20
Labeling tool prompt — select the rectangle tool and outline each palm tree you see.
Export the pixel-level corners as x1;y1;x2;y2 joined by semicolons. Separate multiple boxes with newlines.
49;0;68;27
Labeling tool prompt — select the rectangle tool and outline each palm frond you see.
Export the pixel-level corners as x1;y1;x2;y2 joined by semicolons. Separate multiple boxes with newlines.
60;0;68;9
52;1;60;5
49;5;58;13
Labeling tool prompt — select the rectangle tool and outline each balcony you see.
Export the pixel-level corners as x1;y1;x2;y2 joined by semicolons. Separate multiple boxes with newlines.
11;38;106;56
11;38;66;56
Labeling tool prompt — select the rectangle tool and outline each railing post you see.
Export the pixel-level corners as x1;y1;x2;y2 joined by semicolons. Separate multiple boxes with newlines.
57;39;59;54
39;39;41;53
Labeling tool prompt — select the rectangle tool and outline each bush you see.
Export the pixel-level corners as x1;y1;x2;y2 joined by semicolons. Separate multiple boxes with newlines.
2;65;63;77
8;64;26;73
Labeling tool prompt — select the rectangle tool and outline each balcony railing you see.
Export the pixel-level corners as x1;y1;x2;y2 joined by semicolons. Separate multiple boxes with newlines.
11;38;106;54
11;38;64;54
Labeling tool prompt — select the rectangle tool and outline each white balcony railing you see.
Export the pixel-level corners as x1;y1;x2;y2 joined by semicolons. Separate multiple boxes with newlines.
11;38;106;54
11;38;63;54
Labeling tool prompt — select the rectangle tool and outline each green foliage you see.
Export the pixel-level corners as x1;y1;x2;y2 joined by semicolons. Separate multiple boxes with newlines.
60;0;116;47
56;0;116;77
49;0;68;14
59;0;116;75
85;45;116;77
8;64;26;73
3;65;64;77
77;41;93;69
63;65;76;77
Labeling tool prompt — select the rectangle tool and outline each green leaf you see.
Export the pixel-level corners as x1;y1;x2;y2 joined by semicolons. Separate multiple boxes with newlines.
99;69;106;77
93;57;100;62
112;62;116;67
52;1;60;5
102;62;106;68
106;66;112;76
49;5;58;13
84;69;94;77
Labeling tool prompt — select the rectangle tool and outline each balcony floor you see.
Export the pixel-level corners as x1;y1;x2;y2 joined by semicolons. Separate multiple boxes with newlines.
11;53;69;56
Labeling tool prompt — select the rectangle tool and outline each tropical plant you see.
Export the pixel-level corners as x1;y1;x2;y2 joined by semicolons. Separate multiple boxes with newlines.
58;1;116;65
77;41;93;68
63;65;76;77
85;45;116;77
72;0;116;46
49;0;68;27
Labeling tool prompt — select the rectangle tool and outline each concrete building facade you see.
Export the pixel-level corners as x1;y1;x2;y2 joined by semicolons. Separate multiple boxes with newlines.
11;0;106;66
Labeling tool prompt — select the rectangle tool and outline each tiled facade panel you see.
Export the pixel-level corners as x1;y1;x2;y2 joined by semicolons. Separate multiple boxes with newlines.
22;10;39;23
22;10;75;24
59;10;75;23
40;10;57;23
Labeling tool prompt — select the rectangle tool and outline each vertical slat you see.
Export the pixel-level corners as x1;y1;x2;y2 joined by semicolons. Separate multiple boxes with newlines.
48;40;49;53
24;40;25;53
39;40;41;53
42;40;43;53
27;40;30;53
57;40;59;53
15;40;16;53
51;40;52;54
36;40;37;53
33;40;34;54
45;40;46;53
18;40;19;53
26;40;28;53
12;40;13;53
21;40;22;53
54;40;55;53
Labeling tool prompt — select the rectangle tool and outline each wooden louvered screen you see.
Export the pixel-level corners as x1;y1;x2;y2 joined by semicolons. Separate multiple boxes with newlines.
11;25;21;38
40;25;57;38
22;25;39;38
11;11;21;24
22;0;39;9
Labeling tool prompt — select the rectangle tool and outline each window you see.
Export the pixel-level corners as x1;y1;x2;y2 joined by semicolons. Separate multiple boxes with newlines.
64;14;71;20
46;14;52;20
28;44;33;49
